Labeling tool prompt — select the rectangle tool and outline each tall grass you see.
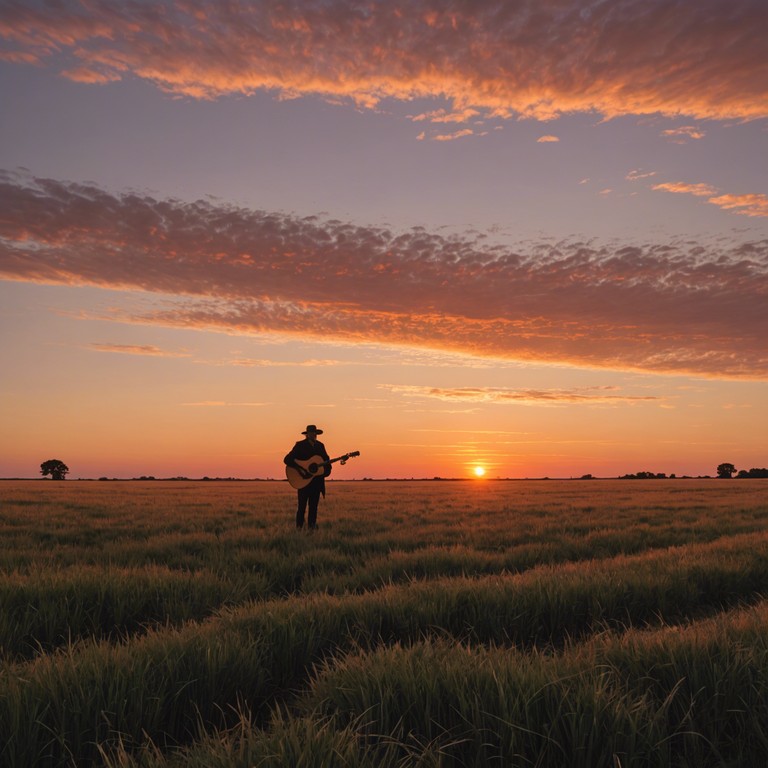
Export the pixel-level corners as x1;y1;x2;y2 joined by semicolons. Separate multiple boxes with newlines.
4;531;768;765
2;479;767;656
0;566;270;660
304;601;768;768
0;479;766;766
96;602;768;768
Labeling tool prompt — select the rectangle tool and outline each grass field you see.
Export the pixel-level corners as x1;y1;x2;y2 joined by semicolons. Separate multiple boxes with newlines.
1;478;768;767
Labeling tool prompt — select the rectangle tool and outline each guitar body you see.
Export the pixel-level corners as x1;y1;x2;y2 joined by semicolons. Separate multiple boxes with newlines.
286;455;330;490
285;450;360;489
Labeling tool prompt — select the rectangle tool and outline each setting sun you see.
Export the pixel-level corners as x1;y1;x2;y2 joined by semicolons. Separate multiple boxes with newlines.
473;466;486;478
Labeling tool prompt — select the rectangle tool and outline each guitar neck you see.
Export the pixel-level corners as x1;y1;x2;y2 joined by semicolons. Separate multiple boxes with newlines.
319;452;359;468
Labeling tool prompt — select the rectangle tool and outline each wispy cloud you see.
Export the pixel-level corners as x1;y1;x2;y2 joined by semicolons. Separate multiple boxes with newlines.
653;182;718;197
661;126;706;143
432;129;475;142
410;108;481;124
626;169;657;181
653;181;768;217
537;135;560;143
228;358;345;367
88;343;190;357
181;401;268;407
1;173;766;379
0;0;765;120
411;428;531;436
383;385;663;406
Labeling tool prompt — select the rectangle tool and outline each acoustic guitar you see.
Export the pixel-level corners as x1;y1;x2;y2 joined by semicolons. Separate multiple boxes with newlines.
285;451;360;489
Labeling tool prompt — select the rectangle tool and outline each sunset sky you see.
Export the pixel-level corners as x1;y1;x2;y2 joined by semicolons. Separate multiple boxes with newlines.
1;0;766;480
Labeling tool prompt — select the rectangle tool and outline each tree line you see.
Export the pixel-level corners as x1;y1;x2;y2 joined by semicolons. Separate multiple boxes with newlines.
39;459;768;481
618;463;768;480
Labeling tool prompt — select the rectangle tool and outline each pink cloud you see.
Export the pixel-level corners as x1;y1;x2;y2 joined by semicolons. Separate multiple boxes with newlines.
0;50;40;64
61;66;122;84
88;343;190;357
0;1;765;120
1;173;766;379
228;358;346;367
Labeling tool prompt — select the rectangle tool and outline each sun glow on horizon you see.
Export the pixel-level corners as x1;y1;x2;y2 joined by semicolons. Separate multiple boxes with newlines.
473;466;487;478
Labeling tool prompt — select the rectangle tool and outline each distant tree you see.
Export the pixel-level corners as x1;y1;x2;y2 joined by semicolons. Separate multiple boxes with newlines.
716;462;737;479
737;468;768;479
40;459;69;480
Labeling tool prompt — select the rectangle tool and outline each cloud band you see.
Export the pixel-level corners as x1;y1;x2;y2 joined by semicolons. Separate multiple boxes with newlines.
1;173;767;379
1;0;766;120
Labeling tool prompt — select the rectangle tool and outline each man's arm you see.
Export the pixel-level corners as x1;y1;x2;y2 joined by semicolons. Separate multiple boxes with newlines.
284;444;302;469
284;444;312;478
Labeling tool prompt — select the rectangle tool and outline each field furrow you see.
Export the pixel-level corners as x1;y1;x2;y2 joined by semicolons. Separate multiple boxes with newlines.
0;479;766;767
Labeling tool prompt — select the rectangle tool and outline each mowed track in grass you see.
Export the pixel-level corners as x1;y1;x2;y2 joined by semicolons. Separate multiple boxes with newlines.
1;479;767;767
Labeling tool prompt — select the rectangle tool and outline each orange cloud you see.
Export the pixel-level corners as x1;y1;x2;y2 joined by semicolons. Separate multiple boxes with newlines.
411;108;481;123
432;129;474;141
652;182;718;197
1;173;766;379
0;1;765;120
661;126;706;142
88;343;191;357
653;182;768;217
383;385;662;406
708;193;768;218
537;135;560;143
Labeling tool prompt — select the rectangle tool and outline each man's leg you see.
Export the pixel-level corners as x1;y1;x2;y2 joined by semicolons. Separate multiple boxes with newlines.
296;488;309;528
307;481;322;529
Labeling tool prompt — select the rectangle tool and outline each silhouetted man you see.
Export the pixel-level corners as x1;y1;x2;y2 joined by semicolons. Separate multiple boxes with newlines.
283;424;330;530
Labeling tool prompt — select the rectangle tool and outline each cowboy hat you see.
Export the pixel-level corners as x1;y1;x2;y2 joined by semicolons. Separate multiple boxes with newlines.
302;424;324;435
